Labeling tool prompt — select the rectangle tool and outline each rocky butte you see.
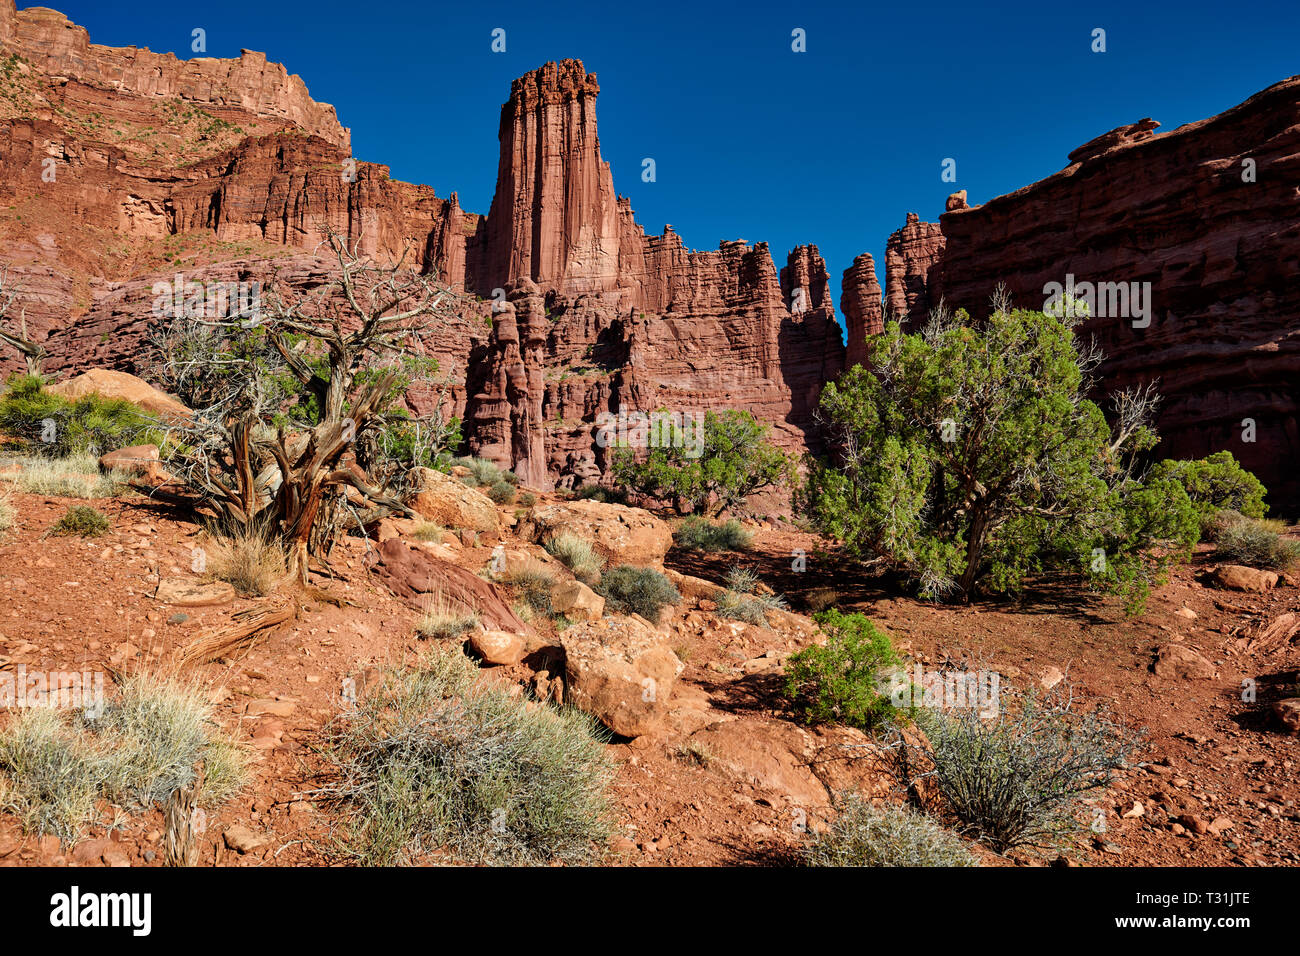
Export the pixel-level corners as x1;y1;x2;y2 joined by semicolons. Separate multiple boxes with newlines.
1;1;1297;508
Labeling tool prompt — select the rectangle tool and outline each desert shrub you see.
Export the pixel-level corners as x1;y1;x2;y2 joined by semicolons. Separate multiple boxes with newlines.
325;648;616;865
715;566;787;625
807;795;977;867
50;505;109;537
784;609;901;731
611;409;795;515
456;456;504;488
508;563;556;614
799;305;1201;609
674;515;753;552
517;491;536;509
412;521;444;542
572;483;629;505
487;479;516;504
91;673;248;808
0;709;109;843
0;676;247;843
202;525;285;596
543;532;604;584
417;595;480;640
0;374;163;458
595;565;681;621
904;688;1139;853
1212;513;1300;570
2;452;127;498
1148;451;1267;520
0;492;13;533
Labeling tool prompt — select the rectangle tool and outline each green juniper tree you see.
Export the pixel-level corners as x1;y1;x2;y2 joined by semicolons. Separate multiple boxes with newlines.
801;296;1203;610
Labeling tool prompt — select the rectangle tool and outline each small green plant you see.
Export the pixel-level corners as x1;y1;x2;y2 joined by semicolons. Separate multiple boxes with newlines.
806;795;977;867
487;479;517;504
456;457;507;489
518;491;536;509
417;592;480;640
508;564;556;614
595;565;681;621
412;521;444;542
1149;451;1267;521
324;648;616;865
673;516;753;552
715;566;787;625
1209;512;1300;570
50;505;110;538
543;533;604;584
784;609;901;731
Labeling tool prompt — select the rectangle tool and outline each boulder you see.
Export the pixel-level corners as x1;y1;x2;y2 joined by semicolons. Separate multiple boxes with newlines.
1212;565;1279;593
560;616;684;738
528;500;672;567
99;444;168;484
373;537;530;634
1153;643;1215;680
1271;698;1300;734
470;630;526;666
686;719;830;808
551;579;604;622
406;467;499;533
47;369;190;422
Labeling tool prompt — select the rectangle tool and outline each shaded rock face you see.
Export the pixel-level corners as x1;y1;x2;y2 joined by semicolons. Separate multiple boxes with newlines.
839;253;883;368
861;77;1300;511
884;213;946;323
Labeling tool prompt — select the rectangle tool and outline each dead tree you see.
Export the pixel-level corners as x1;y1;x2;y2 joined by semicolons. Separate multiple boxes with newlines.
149;232;466;584
0;269;45;376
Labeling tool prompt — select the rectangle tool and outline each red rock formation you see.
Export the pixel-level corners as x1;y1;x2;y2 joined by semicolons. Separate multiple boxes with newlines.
0;1;348;148
839;253;883;368
883;213;945;322
875;77;1300;511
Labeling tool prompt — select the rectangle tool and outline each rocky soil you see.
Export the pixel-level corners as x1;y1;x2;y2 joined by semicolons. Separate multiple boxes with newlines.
0;474;1295;868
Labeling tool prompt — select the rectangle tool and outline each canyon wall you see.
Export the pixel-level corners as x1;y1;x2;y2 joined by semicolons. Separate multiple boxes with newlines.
865;77;1300;512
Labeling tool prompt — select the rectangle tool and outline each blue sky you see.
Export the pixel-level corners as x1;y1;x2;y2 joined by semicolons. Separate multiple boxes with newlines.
47;0;1300;306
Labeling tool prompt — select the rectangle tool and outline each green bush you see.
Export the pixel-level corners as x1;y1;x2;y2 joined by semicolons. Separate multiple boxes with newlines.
0;374;162;458
715;566;786;625
611;409;795;515
454;457;517;490
325;648;616;865
807;795;977;867
487;479;516;504
50;505;110;537
899;689;1139;853
543;533;605;584
595;565;681;621
1149;451;1267;520
507;564;556;614
674;516;753;552
800;306;1201;609
784;609;901;731
1211;512;1300;570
